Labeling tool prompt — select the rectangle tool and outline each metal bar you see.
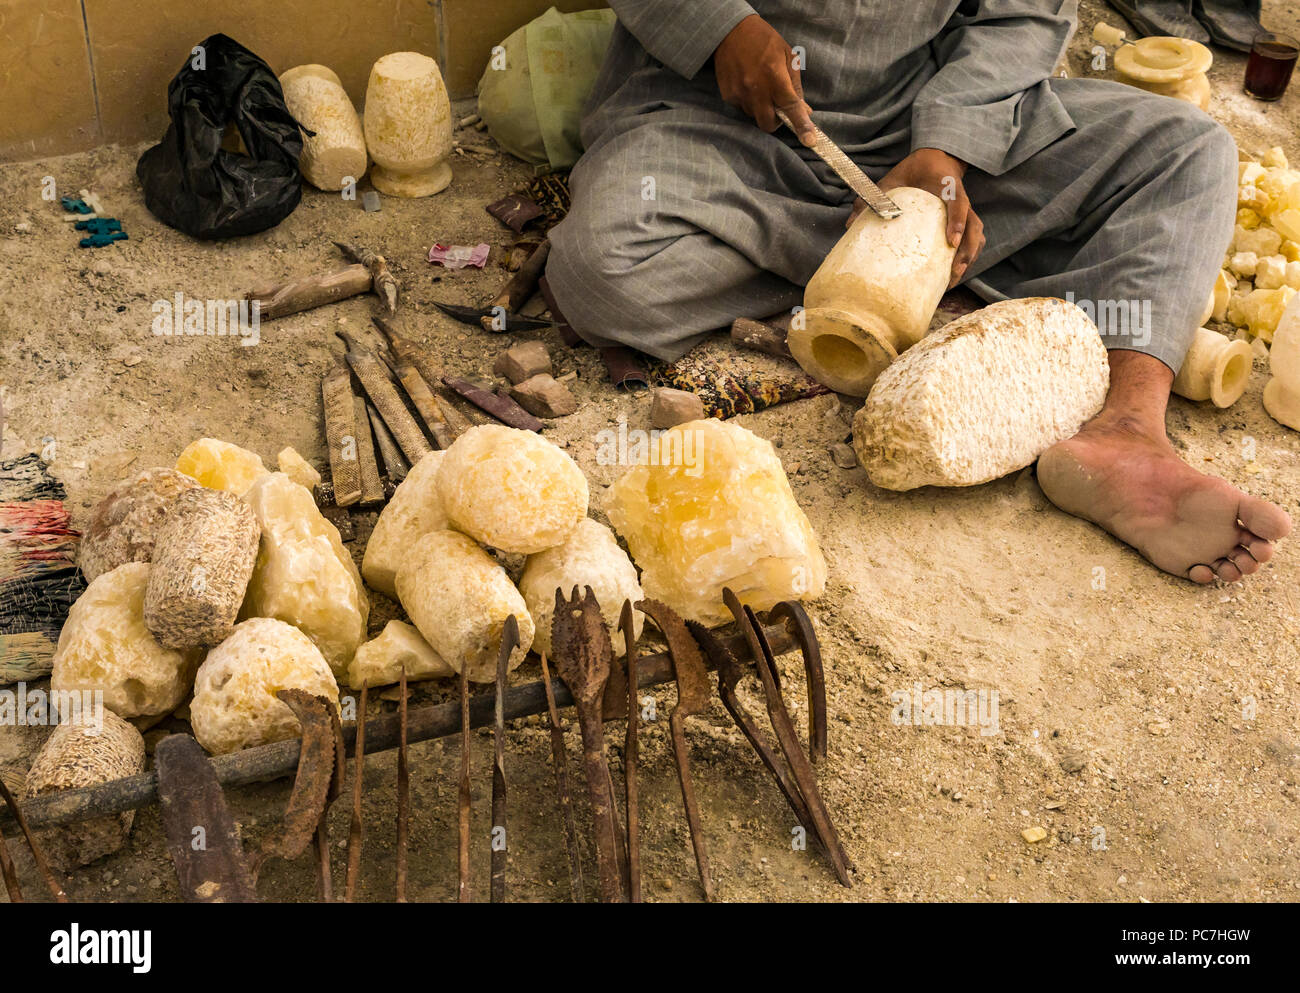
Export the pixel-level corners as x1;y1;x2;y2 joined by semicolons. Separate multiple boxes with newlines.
345;683;368;901
155;735;258;903
0;776;67;902
457;668;472;903
620;603;642;903
490;616;518;903
540;653;584;902
0;626;797;834
396;664;409;903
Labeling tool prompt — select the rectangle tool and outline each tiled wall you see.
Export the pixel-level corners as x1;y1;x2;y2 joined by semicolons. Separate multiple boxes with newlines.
0;0;606;162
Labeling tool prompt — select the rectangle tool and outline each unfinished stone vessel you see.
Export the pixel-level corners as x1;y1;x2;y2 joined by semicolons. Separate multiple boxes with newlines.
77;468;200;583
1264;298;1300;430
608;419;826;625
239;473;368;676
789;186;955;396
519;518;644;658
50;562;202;721
1114;36;1213;111
23;710;145;868
1172;327;1254;408
190;618;340;756
363;52;453;197
280;64;368;191
143;488;261;650
396;530;534;683
347;620;453;691
362;451;447;597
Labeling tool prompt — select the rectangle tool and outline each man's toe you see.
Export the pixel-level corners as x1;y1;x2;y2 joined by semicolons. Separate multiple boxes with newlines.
1238;494;1293;542
1188;563;1216;584
1212;557;1243;583
1228;548;1261;576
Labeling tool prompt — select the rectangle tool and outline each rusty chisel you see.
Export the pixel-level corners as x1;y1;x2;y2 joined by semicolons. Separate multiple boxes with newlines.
155;734;258;903
371;317;470;448
337;331;433;464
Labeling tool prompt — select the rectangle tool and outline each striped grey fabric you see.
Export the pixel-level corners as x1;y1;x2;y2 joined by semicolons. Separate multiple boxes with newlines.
547;1;1237;372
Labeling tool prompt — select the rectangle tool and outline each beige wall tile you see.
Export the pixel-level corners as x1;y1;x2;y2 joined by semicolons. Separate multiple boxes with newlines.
442;0;608;98
0;0;613;160
0;0;100;160
84;0;444;145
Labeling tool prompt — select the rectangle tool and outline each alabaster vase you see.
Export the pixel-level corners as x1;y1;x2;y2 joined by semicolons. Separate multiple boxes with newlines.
363;52;453;197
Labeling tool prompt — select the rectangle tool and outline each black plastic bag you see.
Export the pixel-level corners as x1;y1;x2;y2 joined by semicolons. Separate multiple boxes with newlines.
137;34;305;240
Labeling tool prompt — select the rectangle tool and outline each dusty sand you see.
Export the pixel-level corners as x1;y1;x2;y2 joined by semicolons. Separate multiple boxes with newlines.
1;1;1298;902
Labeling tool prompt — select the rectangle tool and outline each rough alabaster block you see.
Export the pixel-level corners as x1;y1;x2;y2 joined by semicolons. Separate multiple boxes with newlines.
50;562;202;720
1232;224;1282;259
1272;208;1300;244
1229;251;1259;279
1255;254;1289;290
240;473;368;677
363;52;453;198
22;710;145;869
277;446;321;492
1264;299;1300;430
1239;286;1298;341
853;298;1109;490
519;518;644;658
190;618;340;756
175;437;269;496
608;419;827;626
279;65;368;192
143;488;261;650
361;451;447;597
437;425;587;554
77;467;200;583
395;530;533;683
346;619;454;691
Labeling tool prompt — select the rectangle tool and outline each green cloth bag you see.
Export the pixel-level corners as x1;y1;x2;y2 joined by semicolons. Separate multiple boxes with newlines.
477;6;616;172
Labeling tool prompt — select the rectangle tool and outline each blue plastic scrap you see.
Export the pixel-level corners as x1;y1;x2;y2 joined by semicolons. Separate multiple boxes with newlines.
74;215;128;247
60;196;93;214
79;231;129;248
75;218;121;234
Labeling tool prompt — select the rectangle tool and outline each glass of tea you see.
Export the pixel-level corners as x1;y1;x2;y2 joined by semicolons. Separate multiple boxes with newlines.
1244;31;1299;101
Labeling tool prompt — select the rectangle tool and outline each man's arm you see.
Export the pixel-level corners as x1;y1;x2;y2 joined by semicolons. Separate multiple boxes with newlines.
910;0;1078;176
607;0;756;80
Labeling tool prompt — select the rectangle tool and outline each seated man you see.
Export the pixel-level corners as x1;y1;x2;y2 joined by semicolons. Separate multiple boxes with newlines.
547;0;1292;583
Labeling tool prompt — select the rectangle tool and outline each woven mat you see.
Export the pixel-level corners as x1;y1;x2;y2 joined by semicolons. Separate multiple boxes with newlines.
1;453;84;684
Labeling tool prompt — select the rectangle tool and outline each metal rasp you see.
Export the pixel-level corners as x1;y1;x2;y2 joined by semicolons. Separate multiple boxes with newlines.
377;349;459;450
322;357;362;507
337;331;433;464
372;316;473;444
367;402;409;482
352;396;385;505
777;109;902;220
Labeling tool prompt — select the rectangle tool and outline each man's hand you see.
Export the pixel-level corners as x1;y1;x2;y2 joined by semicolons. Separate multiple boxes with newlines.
849;148;984;288
714;14;816;145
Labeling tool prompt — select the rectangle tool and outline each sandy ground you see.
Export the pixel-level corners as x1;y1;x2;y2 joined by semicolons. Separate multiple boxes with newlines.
2;1;1299;903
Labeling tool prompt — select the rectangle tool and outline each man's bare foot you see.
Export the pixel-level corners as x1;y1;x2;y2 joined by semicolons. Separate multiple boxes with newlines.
1037;351;1292;584
1038;418;1292;582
